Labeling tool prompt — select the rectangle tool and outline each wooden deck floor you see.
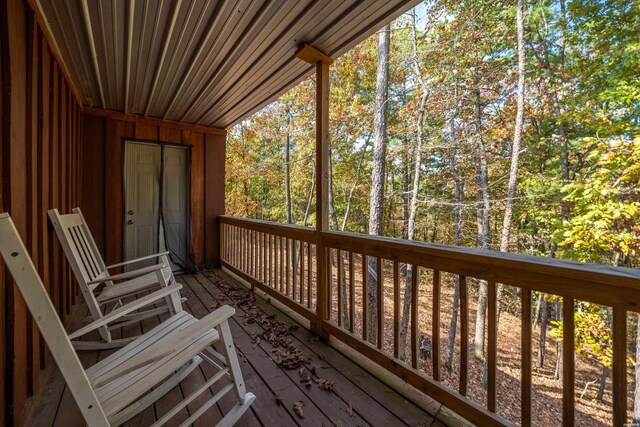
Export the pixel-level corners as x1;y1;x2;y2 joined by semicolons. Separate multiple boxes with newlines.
25;270;442;426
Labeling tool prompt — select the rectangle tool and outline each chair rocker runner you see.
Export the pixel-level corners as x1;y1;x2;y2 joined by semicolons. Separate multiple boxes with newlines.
0;212;256;426
49;207;184;350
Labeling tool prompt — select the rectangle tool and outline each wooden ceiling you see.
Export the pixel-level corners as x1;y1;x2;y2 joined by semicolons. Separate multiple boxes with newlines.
36;0;420;129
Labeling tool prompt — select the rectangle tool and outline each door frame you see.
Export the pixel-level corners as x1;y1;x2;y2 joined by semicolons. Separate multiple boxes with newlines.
121;138;193;270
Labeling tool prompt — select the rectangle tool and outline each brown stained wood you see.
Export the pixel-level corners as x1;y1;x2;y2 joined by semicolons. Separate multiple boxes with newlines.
268;234;273;288
134;122;159;140
83;107;226;136
37;32;51;370
5;0;29;417
393;261;399;359
26;13;40;393
80;113;106;255
280;236;285;293
223;261;315;321
320;230;640;309
459;275;468;396
487;280;497;412
104;118;133;266
362;254;368;341
298;241;303;304
411;266;418;369
307;243;312;309
293;241;298;301
521;289;531;426
204;132;225;268
216;269;435;427
159;126;182;143
185;131;205;266
337;249;343;327
49;61;61;319
377;257;383;349
220;216;315;243
295;43;334;65
328;249;333;321
262;233;267;284
349;251;355;333
562;297;575;425
612;308;627;426
286;238;290;296
432;270;441;381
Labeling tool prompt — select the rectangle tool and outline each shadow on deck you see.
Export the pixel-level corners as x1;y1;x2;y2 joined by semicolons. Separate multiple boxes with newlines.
24;270;443;426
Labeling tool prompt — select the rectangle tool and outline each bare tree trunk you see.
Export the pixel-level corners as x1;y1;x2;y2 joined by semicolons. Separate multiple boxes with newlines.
328;142;349;327
367;25;391;344
398;13;428;360
302;165;315;227
497;0;526;317
445;78;462;371
537;293;549;367
285;113;293;225
473;87;491;363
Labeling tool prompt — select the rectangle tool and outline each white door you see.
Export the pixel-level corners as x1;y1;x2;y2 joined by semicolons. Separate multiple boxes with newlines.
124;141;188;271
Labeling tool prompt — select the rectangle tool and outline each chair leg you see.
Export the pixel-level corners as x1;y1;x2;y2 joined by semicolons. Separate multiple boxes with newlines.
216;320;247;402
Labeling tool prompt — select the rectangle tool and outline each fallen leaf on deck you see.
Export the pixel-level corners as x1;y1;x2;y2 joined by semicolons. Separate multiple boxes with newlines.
293;400;305;418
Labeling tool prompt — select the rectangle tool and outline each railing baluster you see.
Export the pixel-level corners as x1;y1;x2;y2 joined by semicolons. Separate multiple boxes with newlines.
241;228;245;272
293;241;298;301
232;226;236;267
362;254;368;342
307;243;312;309
268;234;273;287
433;270;441;381
562;297;575;425
393;261;400;359
613;308;627;426
411;265;418;369
252;230;256;277
459;275;468;396
286;238;290;297
487;280;497;412
349;251;355;333
298;241;303;303
377;257;383;349
280;236;285;293
328;249;333;322
337;249;343;327
521;288;531;426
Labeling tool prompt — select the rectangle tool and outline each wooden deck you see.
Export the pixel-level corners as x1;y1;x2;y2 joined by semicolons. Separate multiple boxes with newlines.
24;270;443;426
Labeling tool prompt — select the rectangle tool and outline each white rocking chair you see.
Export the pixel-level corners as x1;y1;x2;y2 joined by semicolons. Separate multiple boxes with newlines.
0;212;255;426
49;207;184;350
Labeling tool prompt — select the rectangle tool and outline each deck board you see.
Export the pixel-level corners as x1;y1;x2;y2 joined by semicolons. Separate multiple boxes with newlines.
25;270;438;426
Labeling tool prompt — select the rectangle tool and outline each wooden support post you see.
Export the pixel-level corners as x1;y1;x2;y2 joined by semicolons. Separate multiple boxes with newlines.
296;44;333;339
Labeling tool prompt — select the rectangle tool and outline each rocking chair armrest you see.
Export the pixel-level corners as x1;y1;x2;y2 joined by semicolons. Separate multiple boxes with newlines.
106;252;170;269
88;263;166;285
68;283;183;340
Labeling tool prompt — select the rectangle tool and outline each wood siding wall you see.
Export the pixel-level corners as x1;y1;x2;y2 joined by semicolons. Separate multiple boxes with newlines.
1;0;82;424
80;110;226;272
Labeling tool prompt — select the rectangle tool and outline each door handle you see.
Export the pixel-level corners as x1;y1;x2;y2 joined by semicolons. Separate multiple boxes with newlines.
127;220;134;225
128;210;135;215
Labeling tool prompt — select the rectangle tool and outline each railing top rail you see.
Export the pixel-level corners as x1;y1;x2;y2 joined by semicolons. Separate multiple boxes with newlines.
220;215;316;242
321;230;640;308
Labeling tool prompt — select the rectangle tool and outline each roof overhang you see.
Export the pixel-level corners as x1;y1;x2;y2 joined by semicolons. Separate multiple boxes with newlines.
35;0;420;129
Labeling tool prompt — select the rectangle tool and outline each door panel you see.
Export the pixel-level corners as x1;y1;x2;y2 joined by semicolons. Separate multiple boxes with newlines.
125;142;160;270
124;141;188;272
161;146;188;269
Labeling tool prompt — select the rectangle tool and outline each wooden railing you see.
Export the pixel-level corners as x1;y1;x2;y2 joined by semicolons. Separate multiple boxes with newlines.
220;215;640;426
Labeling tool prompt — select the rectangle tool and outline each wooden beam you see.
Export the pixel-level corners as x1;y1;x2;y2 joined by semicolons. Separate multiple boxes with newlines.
312;52;331;339
295;44;333;65
83;107;227;136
